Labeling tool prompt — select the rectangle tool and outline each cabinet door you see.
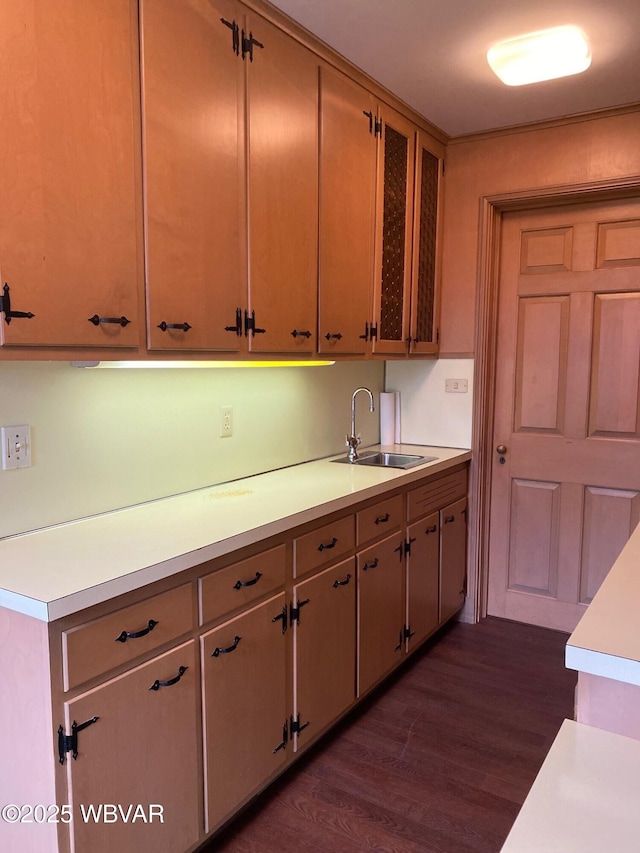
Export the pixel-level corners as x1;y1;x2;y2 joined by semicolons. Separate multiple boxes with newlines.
440;497;467;622
0;0;141;347
63;641;200;853
140;0;246;352
201;593;288;832
317;67;376;355
357;533;405;696
409;134;442;355
293;557;356;750
245;13;318;354
371;105;416;356
406;512;440;650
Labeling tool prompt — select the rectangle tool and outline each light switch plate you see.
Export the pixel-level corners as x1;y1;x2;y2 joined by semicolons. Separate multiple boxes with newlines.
1;425;31;470
445;378;468;393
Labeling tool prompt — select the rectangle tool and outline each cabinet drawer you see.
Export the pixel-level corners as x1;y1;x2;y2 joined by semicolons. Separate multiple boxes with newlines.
199;545;287;626
294;515;354;577
62;583;194;691
407;467;468;521
357;494;403;546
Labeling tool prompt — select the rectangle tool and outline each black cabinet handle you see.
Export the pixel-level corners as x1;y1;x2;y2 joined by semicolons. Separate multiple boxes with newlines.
271;606;287;634
225;308;243;336
291;329;312;338
394;543;404;560
394;631;403;652
362;558;378;571
220;17;240;55
272;721;288;754
234;571;262;590
426;524;438;534
212;636;242;657
1;283;35;324
115;619;158;643
444;515;455;524
332;573;352;588
157;321;191;332
149;665;188;691
318;537;338;552
88;314;131;327
375;513;390;525
359;322;369;341
324;332;343;341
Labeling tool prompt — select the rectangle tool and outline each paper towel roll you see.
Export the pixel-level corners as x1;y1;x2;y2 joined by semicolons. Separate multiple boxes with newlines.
379;391;400;445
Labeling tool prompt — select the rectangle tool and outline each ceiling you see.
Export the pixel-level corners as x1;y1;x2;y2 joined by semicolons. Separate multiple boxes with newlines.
268;0;640;137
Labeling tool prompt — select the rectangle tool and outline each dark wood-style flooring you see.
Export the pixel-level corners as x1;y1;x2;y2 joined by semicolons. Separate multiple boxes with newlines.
204;616;577;852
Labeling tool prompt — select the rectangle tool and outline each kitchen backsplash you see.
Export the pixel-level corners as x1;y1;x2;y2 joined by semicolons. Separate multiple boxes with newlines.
0;360;385;538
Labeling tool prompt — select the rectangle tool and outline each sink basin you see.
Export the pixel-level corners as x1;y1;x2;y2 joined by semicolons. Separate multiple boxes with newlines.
333;451;437;469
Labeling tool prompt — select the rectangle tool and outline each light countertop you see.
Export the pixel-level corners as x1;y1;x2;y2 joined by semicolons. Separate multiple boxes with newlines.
501;719;640;852
566;519;640;687
0;445;470;622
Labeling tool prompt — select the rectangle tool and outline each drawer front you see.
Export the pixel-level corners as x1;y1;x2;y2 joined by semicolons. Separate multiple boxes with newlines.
407;467;468;522
294;515;354;577
199;544;287;626
62;583;194;691
357;494;403;546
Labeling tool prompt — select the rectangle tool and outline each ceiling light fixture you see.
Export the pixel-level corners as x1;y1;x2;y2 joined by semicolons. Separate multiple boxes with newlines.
487;25;591;87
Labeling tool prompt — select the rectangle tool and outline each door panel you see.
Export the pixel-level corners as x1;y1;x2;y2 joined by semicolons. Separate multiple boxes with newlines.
489;199;640;631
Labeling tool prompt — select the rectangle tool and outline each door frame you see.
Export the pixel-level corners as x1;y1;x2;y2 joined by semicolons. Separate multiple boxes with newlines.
469;174;640;622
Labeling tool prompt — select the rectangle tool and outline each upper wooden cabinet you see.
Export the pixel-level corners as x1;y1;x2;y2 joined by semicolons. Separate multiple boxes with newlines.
0;0;142;348
318;68;376;356
245;12;318;354
319;68;444;359
140;0;246;352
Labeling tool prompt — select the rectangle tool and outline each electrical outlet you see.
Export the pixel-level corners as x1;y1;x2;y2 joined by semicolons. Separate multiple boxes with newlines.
1;425;31;470
220;405;233;438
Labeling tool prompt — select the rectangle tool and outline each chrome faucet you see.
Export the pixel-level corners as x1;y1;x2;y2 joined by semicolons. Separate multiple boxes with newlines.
346;387;375;462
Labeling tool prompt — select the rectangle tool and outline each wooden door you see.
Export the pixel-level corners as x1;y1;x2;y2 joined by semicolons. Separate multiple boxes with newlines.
245;13;318;354
317;67;376;355
371;105;416;356
488;200;640;631
0;0;141;348
439;497;467;623
293;557;356;750
357;533;405;696
201;593;288;832
63;642;200;853
140;0;246;352
406;512;440;650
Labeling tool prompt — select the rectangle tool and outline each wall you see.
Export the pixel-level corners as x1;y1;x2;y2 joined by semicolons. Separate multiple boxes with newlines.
385;359;473;449
439;108;640;355
0;360;383;538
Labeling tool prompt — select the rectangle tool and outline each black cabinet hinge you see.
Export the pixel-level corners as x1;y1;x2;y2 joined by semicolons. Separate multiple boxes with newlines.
244;309;266;337
370;323;378;340
1;284;35;325
404;624;415;641
242;30;264;62
290;713;310;737
57;716;99;765
374;118;382;137
220;17;240;55
289;598;310;626
404;536;416;556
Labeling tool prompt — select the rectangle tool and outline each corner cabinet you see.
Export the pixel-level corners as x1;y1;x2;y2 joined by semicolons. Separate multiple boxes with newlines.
2;460;468;853
0;0;142;349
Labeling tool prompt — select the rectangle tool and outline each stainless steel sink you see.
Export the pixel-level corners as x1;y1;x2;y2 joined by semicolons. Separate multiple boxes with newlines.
333;451;437;469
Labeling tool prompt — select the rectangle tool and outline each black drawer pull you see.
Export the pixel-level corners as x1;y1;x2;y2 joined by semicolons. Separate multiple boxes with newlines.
115;619;158;643
332;573;352;588
234;571;262;590
444;515;455;524
149;665;188;691
291;329;312;338
324;332;343;340
426;524;438;534
212;636;242;657
362;558;378;571
157;321;192;332
318;537;337;552
88;314;131;327
375;513;390;525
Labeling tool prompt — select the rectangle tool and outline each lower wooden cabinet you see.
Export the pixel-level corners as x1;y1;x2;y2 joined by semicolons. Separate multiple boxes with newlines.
440;496;468;622
406;510;440;650
62;641;200;853
201;593;288;832
292;557;357;749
